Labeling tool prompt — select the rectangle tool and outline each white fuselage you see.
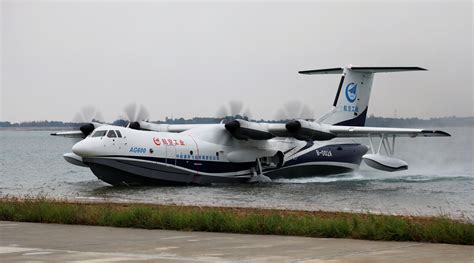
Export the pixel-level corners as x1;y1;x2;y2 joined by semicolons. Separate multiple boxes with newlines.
70;125;367;185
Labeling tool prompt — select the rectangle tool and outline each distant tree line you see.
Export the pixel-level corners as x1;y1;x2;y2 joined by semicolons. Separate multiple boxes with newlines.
0;120;80;128
1;115;472;129
365;115;474;127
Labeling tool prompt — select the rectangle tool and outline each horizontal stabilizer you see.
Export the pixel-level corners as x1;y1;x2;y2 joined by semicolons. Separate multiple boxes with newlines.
298;67;343;74
299;66;426;75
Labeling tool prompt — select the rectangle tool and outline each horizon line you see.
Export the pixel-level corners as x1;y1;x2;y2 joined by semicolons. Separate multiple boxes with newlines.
1;115;473;124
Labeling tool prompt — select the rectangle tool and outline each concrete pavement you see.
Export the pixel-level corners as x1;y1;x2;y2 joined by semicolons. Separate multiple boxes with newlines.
0;221;472;262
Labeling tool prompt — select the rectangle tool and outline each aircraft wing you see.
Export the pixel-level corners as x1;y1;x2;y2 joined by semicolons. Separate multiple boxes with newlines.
50;131;85;138
328;126;451;138
216;119;451;140
138;120;450;140
138;121;214;133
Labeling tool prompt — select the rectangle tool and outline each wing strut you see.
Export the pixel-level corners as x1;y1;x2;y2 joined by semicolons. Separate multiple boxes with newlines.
248;159;272;183
368;134;397;156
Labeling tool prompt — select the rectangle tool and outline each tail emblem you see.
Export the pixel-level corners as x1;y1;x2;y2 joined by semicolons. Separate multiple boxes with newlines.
345;83;358;103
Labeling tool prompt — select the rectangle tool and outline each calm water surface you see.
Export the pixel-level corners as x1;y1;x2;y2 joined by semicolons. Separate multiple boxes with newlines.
1;127;473;219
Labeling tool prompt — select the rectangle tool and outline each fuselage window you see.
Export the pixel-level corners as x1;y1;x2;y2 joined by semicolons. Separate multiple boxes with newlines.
107;130;117;138
92;130;107;137
115;130;122;138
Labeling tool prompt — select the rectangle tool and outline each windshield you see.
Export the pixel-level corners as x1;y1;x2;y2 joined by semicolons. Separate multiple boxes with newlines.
107;130;117;138
92;130;107;137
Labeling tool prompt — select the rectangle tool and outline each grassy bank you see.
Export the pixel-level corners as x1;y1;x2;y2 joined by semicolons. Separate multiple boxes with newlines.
0;198;473;245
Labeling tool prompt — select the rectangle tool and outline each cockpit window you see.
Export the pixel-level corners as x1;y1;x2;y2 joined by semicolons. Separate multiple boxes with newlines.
115;130;122;138
92;130;107;137
107;130;117;138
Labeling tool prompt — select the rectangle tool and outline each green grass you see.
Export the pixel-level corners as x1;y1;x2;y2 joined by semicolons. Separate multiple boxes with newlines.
0;197;473;245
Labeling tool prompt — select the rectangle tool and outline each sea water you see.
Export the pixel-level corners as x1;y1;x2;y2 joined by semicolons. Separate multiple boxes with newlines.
1;127;473;219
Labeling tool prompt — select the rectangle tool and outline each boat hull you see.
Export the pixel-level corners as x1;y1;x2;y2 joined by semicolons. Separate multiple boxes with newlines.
82;143;368;186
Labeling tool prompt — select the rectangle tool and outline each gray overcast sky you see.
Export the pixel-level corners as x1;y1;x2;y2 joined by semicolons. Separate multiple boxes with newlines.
1;0;473;122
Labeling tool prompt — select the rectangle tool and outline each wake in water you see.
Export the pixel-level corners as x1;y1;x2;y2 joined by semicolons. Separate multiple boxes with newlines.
1;128;472;219
274;172;365;184
274;170;474;184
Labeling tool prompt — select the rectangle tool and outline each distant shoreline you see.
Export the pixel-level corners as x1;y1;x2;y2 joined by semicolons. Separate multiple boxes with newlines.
0;127;78;131
1;116;473;131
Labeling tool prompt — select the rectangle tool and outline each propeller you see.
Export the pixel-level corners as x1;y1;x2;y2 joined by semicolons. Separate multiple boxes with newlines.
213;100;253;145
124;103;150;122
275;101;315;121
73;105;104;124
122;103;150;130
216;100;252;122
72;106;105;137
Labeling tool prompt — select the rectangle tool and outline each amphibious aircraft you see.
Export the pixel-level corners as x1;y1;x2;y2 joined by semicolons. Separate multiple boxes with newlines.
52;66;450;186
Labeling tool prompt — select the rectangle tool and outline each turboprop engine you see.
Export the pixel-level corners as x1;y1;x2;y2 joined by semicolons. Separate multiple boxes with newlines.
285;120;335;141
224;119;275;140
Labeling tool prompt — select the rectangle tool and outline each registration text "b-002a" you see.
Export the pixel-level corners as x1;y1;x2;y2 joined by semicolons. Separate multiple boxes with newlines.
316;150;332;157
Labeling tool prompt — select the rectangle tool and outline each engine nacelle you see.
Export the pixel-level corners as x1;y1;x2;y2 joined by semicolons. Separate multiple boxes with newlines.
134;121;168;132
79;122;104;137
225;119;275;140
285;120;335;141
136;121;201;133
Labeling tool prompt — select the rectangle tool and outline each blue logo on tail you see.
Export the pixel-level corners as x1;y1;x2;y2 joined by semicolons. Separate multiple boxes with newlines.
345;83;357;103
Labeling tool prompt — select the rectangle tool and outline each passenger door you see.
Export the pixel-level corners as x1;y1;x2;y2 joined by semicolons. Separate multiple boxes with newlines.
165;140;177;166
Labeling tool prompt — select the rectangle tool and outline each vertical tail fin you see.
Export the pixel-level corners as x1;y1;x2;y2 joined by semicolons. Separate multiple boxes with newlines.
299;66;426;127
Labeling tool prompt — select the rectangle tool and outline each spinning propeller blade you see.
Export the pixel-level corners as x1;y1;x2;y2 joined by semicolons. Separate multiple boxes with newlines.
216;100;252;122
122;103;150;130
275;101;314;121
71;106;105;137
124;103;150;122
73;105;105;124
215;100;254;145
52;106;105;138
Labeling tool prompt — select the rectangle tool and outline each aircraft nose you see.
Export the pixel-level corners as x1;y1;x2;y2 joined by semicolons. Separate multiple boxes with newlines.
72;140;92;157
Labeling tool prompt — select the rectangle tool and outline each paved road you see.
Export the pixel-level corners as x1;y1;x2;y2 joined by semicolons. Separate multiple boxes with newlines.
0;221;472;262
